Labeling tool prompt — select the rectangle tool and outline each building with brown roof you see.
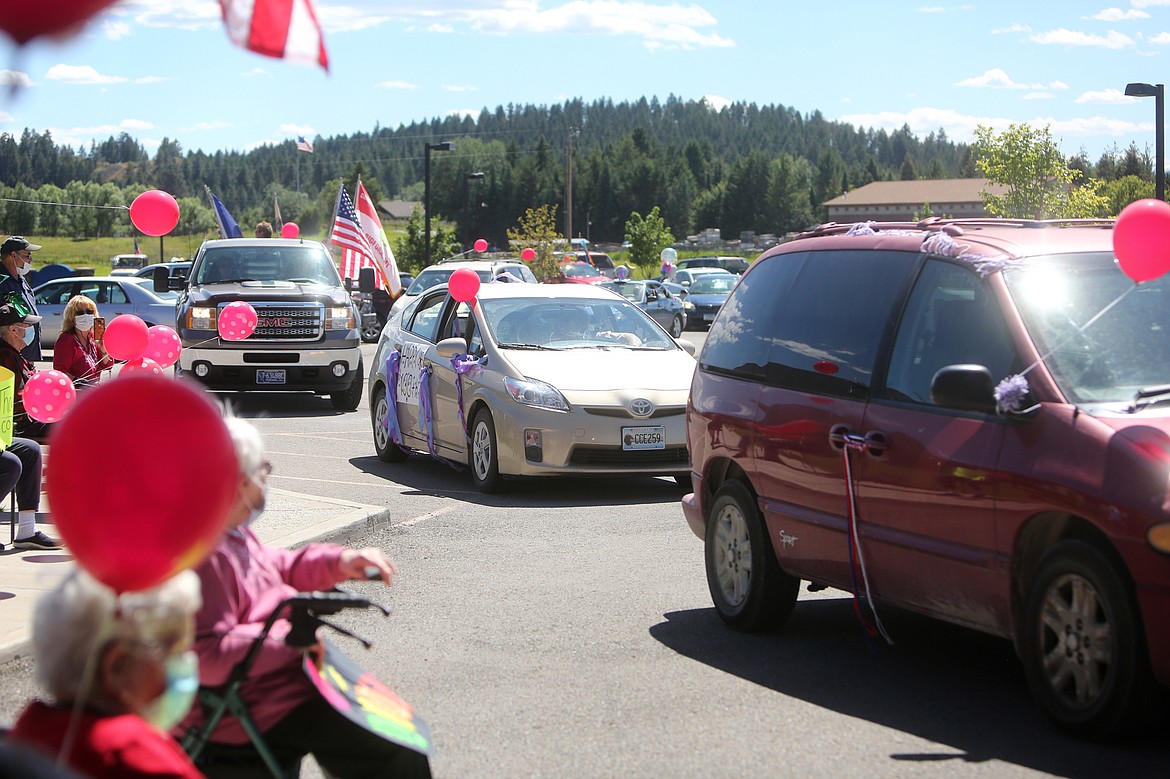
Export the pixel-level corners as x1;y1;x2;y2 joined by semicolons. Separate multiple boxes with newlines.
824;178;1009;223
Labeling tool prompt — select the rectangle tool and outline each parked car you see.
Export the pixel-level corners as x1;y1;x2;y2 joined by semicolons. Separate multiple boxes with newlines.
548;261;609;285
668;267;734;288
135;261;192;282
369;283;696;492
598;279;685;337
565;250;617;278
682;218;1170;740
681;273;736;330
675;255;750;275
33;276;178;349
390;259;537;316
108;253;149;276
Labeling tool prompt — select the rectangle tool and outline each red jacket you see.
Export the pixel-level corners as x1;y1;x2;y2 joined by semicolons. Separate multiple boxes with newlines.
53;331;114;385
10;699;206;779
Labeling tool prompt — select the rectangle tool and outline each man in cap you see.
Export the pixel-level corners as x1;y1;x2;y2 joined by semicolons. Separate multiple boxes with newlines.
0;236;44;362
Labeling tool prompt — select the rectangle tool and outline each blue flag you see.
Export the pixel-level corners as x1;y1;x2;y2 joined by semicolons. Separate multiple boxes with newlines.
206;187;243;239
133;236;140;254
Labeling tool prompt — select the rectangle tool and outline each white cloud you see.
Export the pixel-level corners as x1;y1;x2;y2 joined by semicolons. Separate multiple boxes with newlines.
103;20;132;40
447;108;479;119
1087;8;1149;21
1133;0;1170;7
45;65;127;85
992;22;1030;34
378;80;418;89
134;76;166;84
1030;28;1134;48
47;119;158;148
836;106;1149;146
703;94;731;111
0;70;32;89
1150;31;1170;44
428;23;454;32
1076;87;1134;104
112;0;222;31
955;68;1067;90
465;1;735;50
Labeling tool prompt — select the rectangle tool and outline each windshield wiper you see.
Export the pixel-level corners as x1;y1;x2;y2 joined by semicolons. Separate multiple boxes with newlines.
497;342;555;350
1126;384;1170;413
206;278;255;284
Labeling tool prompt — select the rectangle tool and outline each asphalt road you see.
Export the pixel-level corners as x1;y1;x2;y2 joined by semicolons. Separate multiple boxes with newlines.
2;335;1168;778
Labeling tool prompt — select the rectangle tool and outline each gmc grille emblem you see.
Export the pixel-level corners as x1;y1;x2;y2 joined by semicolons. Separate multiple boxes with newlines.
630;398;654;417
258;317;292;328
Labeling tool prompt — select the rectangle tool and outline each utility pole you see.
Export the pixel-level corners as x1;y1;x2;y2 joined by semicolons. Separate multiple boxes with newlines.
565;127;579;243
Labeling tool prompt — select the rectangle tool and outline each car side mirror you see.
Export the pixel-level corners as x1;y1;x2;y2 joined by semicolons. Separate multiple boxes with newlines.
358;266;376;294
930;364;997;414
436;336;467;359
675;338;696;356
152;266;169;293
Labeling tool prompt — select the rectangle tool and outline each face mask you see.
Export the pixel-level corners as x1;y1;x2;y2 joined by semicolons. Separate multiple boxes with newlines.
140;650;199;731
21;325;34;346
17;262;30;277
240;476;267;528
74;314;95;332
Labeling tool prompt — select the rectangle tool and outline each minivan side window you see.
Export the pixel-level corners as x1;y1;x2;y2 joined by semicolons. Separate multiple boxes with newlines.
765;250;917;397
883;259;1018;406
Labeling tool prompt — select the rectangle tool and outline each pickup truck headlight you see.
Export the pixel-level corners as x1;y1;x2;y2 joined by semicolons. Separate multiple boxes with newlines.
188;306;216;330
504;376;569;413
325;306;354;330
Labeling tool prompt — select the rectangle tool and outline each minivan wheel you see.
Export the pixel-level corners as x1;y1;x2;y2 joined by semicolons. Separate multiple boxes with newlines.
330;359;364;411
1020;540;1153;740
470;407;504;493
669;314;684;338
704;481;799;631
371;386;408;463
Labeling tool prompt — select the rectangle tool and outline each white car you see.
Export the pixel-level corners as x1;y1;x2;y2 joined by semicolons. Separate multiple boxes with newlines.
390;259;537;316
369;283;696;492
33;276;178;349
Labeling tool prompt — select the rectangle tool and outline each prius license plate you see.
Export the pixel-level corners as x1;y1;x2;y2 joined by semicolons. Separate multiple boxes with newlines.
257;369;286;385
623;426;665;451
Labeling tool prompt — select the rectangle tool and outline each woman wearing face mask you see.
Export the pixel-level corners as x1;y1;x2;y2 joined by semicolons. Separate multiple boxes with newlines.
187;417;430;778
54;295;114;388
0;301;52;441
9;568;207;778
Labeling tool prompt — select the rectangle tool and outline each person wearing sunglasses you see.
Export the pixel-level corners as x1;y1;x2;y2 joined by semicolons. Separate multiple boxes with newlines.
0;236;44;362
54;295;114;388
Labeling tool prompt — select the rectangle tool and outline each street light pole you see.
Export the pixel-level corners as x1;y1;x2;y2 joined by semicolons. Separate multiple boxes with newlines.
1126;82;1165;202
424;141;455;265
464;172;485;247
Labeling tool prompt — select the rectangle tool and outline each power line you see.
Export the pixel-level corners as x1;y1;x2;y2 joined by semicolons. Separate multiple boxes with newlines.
0;196;128;210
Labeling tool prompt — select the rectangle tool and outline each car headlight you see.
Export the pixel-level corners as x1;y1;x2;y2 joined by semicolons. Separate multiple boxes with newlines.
1150;522;1170;555
504;376;570;413
188;306;216;330
683;300;695;310
325;306;354;330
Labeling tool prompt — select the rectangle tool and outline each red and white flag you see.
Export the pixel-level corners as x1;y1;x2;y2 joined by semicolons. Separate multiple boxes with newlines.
354;180;403;295
218;0;329;72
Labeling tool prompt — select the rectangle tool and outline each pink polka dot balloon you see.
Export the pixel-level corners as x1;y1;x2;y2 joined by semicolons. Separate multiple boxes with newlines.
144;325;181;369
23;369;76;423
122;357;164;376
218;301;258;341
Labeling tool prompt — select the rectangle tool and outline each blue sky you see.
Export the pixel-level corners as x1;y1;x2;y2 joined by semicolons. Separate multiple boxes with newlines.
1;0;1168;169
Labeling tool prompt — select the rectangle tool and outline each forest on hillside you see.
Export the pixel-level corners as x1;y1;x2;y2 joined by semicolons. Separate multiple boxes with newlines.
0;95;1157;252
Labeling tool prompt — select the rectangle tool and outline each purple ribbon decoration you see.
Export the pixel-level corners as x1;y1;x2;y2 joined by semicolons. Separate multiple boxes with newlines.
418;366;439;459
450;353;487;436
383;350;404;446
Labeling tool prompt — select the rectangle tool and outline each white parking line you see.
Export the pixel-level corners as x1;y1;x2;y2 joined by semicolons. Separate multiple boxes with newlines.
397;506;458;527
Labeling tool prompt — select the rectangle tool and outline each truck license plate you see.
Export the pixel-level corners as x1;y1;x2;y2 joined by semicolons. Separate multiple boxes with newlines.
257;369;286;385
622;426;665;451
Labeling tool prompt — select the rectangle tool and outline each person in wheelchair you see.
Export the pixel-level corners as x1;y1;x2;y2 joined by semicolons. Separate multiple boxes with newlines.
186;418;431;778
9;569;206;778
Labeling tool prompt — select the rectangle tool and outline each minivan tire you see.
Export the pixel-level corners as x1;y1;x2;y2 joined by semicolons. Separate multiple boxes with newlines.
371;385;409;463
704;480;799;632
330;359;364;411
1020;540;1155;740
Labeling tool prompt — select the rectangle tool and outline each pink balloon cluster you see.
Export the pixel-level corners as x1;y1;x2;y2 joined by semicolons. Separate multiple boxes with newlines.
23;369;76;423
1114;199;1170;283
101;316;183;375
218;301;258;340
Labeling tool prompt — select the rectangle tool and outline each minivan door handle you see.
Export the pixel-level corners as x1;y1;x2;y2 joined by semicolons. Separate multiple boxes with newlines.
863;431;889;457
829;425;888;456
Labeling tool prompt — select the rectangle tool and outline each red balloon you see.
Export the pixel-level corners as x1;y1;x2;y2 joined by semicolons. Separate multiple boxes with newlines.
521;247;536;262
104;314;148;360
47;376;237;593
1114;198;1170;283
129;189;180;237
448;268;481;303
281;222;300;239
0;0;118;45
473;238;488;253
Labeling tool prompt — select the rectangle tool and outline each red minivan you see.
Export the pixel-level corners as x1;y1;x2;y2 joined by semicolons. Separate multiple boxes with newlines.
682;218;1170;739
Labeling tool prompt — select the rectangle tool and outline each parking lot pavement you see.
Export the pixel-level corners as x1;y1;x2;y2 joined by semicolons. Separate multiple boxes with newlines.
0;486;390;666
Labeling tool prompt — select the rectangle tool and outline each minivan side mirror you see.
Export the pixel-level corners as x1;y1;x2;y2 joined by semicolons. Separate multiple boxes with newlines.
930;364;997;414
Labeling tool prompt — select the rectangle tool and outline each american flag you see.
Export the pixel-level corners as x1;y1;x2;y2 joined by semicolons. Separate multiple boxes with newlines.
331;185;374;259
340;248;384;289
296;135;314;153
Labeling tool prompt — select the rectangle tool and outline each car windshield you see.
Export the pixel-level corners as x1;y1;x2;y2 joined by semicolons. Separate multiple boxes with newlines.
599;281;644;302
195;245;339;285
689;276;735;295
406;268;494;295
562;263;598;278
482;296;677;350
129;278;178;300
1003;251;1170;405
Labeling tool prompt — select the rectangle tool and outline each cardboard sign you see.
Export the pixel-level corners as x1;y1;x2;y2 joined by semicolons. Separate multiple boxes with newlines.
0;365;13;450
304;640;434;756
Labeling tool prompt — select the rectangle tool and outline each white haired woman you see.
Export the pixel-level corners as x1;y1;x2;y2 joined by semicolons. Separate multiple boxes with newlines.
9;569;207;779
